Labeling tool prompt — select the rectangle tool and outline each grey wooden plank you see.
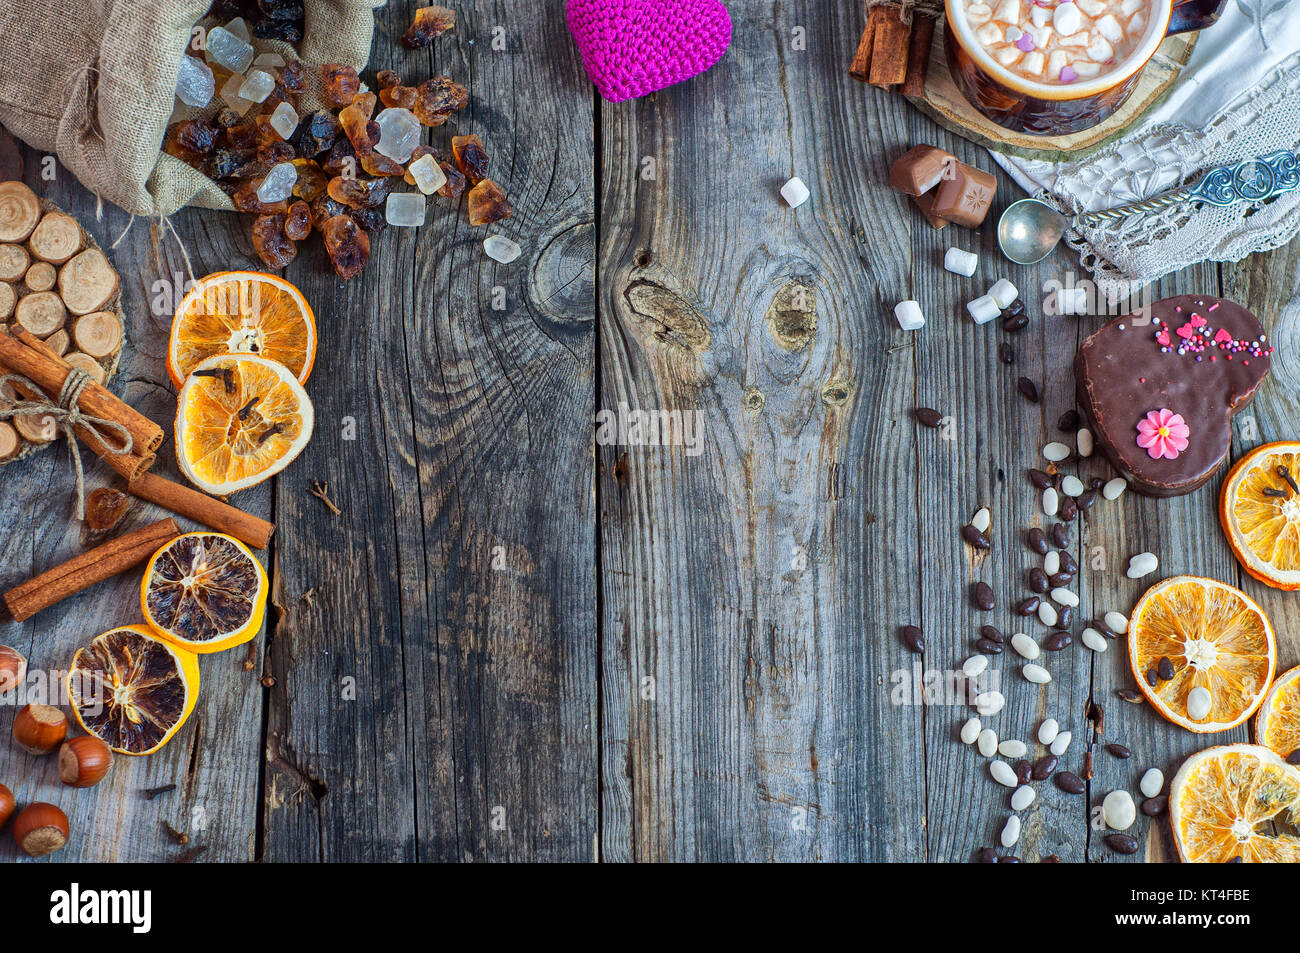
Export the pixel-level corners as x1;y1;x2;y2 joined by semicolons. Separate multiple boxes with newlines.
0;151;267;862
263;0;597;862
599;1;926;862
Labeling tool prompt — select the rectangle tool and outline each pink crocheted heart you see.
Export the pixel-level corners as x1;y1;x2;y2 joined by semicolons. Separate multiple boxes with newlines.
566;0;732;102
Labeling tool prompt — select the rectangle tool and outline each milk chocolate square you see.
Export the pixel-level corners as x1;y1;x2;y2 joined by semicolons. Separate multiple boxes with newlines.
931;162;997;228
912;190;949;230
889;145;956;197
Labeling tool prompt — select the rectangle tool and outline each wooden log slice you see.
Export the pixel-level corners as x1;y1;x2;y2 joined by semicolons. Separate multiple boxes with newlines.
28;212;82;264
24;260;55;292
0;243;28;281
0;181;39;242
72;312;123;359
13;290;66;337
0;421;18;460
58;248;118;315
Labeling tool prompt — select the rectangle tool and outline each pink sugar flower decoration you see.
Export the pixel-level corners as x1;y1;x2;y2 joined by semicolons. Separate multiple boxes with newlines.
1136;408;1190;460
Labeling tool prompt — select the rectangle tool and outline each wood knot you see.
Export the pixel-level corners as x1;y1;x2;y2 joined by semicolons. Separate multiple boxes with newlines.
622;279;710;351
821;377;852;406
742;387;765;411
765;280;816;350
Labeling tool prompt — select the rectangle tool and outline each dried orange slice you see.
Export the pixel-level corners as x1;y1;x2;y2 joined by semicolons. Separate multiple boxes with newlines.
176;353;314;495
141;532;268;654
1128;575;1276;733
1256;665;1300;764
1169;744;1300;862
168;271;316;387
66;624;200;756
1220;441;1300;589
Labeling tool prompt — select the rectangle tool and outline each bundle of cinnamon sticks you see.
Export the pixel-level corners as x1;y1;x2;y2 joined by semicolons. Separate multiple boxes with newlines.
850;3;937;97
0;326;273;550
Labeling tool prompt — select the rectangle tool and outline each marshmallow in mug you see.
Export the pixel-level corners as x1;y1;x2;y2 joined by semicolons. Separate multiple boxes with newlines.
954;0;1152;85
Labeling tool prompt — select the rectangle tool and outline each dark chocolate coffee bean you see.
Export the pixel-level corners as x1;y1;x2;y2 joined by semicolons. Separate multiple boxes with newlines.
915;407;943;428
977;846;997;863
1092;620;1118;639
1003;299;1025;318
1057;410;1080;431
1105;744;1131;760
1016;596;1041;616
1157;656;1175;681
1026;527;1049;554
1014;760;1032;785
1049;571;1073;587
1028;567;1049;593
973;582;995;611
974;638;1004;655
1016;377;1039;403
1041;854;1060;863
1058;496;1078;522
1055;772;1085;794
1042;631;1072;651
1104;834;1139;855
1028;469;1053;491
980;624;1005;644
1054;605;1072;629
962;524;992;549
1142;796;1168;817
1031;755;1057;780
1058;551;1078;574
998;341;1015;365
1003;311;1029;332
901;625;924;654
997;856;1021;863
1077;489;1097;511
1116;689;1143;704
1050;523;1069;549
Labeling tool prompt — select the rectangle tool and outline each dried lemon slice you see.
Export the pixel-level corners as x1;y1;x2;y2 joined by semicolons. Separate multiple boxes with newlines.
1256;665;1300;764
175;353;313;495
141;532;267;654
1169;744;1300;863
66;625;199;756
169;271;316;386
1128;575;1276;733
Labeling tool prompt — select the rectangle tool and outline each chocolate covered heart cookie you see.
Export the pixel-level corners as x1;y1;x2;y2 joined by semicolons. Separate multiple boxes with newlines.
1075;296;1274;498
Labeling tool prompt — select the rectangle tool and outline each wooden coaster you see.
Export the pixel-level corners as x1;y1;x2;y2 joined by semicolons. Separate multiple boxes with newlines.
907;27;1197;162
0;190;126;467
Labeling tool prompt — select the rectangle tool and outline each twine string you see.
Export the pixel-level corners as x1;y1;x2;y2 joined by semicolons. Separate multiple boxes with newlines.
0;370;134;520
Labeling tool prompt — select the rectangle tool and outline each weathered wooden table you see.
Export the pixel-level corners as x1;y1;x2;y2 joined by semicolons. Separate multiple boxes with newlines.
1;1;1296;863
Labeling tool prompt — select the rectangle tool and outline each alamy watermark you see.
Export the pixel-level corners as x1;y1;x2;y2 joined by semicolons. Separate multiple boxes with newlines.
595;402;704;457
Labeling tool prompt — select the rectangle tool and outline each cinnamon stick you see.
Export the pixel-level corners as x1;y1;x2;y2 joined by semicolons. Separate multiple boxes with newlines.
0;326;163;456
3;518;180;621
128;471;275;550
5;326;154;481
869;6;911;88
849;7;885;81
902;14;937;97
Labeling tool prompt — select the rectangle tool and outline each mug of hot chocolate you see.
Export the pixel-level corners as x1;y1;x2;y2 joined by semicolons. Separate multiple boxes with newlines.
944;0;1227;135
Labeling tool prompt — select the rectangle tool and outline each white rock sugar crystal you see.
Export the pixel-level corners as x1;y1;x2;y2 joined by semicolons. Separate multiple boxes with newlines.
175;55;215;108
407;153;447;195
256;162;298;204
483;235;522;264
385;192;426;227
374;108;421;164
253;52;286;68
269;101;298;141
224;17;251;42
206;26;255;74
238;69;276;104
219;72;253;114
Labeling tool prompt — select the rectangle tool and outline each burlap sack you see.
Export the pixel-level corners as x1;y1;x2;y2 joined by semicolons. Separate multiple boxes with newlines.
0;0;384;218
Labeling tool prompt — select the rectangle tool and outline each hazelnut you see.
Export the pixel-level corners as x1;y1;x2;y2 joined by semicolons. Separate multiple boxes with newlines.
0;783;13;830
59;736;112;788
0;644;25;693
12;703;67;754
13;802;68;857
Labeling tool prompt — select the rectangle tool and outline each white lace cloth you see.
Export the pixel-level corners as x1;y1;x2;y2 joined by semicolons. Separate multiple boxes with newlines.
990;2;1300;291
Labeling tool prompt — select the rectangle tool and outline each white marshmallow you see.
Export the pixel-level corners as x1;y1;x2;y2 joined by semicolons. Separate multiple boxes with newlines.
988;278;1019;309
780;177;810;208
1054;1;1082;35
1095;14;1124;43
944;248;978;277
894;299;925;331
967;295;1001;325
